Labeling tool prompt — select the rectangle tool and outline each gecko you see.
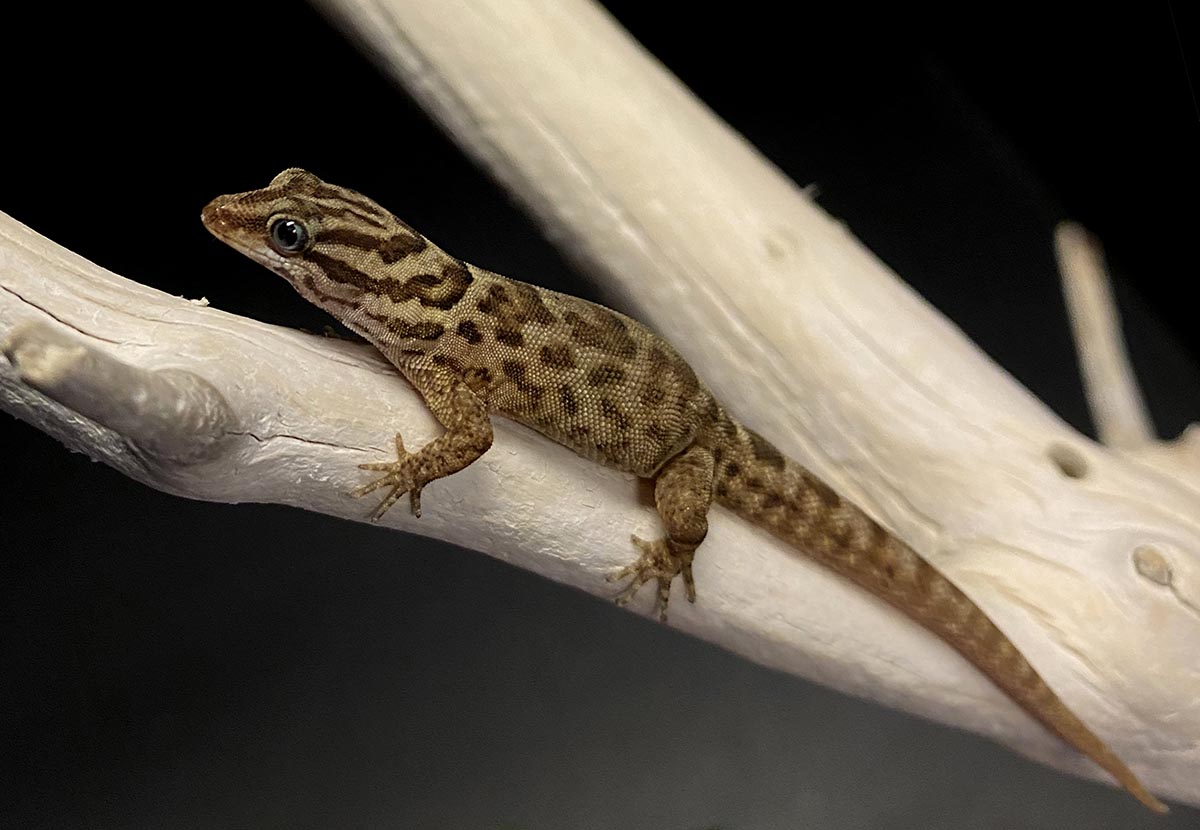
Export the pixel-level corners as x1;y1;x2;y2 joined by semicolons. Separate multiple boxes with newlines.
201;168;1165;813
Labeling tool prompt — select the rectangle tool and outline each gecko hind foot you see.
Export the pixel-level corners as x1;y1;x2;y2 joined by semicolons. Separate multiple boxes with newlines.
352;433;425;520
607;535;696;622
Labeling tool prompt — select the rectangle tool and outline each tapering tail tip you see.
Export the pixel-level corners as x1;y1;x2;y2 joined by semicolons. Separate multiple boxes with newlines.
709;415;1170;813
1130;783;1169;814
1099;744;1167;813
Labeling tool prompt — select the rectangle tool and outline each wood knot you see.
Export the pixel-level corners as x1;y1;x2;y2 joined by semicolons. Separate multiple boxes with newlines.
1046;442;1088;479
1132;545;1173;586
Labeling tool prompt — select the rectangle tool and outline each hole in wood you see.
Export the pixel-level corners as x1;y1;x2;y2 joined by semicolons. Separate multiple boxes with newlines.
1047;443;1088;479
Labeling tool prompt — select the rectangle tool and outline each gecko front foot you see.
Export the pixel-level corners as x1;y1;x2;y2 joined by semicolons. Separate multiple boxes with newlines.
352;433;426;520
607;535;697;622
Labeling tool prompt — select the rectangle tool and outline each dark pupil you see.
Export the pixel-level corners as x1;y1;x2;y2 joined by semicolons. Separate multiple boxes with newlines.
270;219;308;253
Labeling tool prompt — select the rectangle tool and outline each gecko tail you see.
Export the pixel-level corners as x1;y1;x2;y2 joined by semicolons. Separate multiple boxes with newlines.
707;414;1166;813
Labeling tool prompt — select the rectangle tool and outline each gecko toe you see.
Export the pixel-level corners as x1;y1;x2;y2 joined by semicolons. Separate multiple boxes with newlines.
369;484;409;520
613;571;650;605
610;535;696;621
656;578;672;621
607;561;640;583
352;433;424;520
351;475;392;498
358;461;399;472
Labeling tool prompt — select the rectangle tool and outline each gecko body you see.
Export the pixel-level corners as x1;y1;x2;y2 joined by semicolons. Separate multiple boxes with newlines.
201;169;1164;812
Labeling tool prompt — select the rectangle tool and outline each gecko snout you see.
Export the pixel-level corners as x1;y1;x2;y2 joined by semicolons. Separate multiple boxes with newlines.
200;195;236;232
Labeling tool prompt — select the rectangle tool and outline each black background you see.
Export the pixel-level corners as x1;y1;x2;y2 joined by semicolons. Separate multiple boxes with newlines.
3;2;1198;828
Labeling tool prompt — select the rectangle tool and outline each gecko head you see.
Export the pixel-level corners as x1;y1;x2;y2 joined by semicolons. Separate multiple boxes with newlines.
200;168;428;309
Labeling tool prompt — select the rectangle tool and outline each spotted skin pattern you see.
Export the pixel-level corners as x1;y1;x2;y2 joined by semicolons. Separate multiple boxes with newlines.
202;169;1164;812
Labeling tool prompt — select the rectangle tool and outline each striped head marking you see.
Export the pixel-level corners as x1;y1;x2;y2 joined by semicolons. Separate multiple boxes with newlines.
201;168;439;309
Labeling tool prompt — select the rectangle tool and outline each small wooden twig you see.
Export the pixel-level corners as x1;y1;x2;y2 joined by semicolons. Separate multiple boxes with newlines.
1054;221;1156;449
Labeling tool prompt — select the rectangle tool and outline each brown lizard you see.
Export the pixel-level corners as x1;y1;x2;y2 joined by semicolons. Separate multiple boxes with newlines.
201;168;1165;812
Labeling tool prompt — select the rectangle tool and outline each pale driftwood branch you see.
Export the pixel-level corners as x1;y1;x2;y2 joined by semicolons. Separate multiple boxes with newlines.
1054;221;1156;449
1;0;1196;810
4;322;235;463
310;0;1199;804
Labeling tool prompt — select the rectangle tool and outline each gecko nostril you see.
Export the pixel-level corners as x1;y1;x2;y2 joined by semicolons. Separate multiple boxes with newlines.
200;200;225;228
200;194;240;230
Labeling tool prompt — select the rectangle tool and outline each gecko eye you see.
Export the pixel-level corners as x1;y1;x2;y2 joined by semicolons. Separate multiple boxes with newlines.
268;218;310;255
